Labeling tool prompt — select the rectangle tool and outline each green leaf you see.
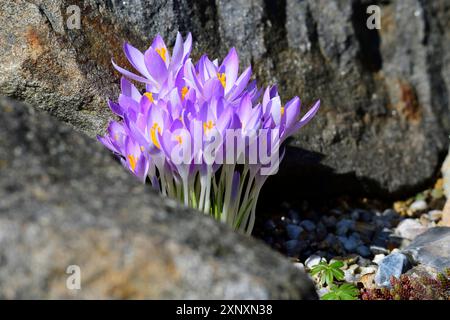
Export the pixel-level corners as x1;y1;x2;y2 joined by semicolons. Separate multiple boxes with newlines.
320;283;359;300
329;261;344;269
325;271;334;287
331;268;345;281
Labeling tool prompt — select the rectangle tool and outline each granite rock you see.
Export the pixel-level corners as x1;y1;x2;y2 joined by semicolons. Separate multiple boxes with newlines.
0;97;317;299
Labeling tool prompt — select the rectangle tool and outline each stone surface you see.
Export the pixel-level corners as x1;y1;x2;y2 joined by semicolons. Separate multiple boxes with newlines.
1;0;449;199
402;227;450;272
374;253;410;287
442;147;450;199
394;218;428;241
0;97;317;299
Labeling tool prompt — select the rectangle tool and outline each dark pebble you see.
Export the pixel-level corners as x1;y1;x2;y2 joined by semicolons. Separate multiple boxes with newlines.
300;220;316;232
286;224;303;240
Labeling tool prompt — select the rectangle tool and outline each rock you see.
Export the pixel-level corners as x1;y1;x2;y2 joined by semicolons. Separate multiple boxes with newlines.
300;220;316;232
402;227;450;272
344;269;357;283
359;266;378;276
286;224;304;240
317;287;329;298
442;200;450;227
1;0;449;200
373;254;386;265
372;230;392;247
405;264;442;280
409;200;428;213
336;219;355;236
395;219;428;240
293;262;305;272
338;234;361;252
374;253;411;287
356;245;371;258
0;98;317;299
428;210;443;222
321;215;337;228
442;147;450;199
285;240;307;257
370;246;390;255
305;255;326;269
315;222;327;241
360;272;376;289
331;254;359;267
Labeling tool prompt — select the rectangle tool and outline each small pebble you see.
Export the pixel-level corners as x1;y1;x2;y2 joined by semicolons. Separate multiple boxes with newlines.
336;219;355;236
305;254;326;269
321;215;337;228
370;245;389;255
338;235;359;252
344;268;357;282
293;262;305;272
286;224;303;240
285;240;302;256
373;254;385;265
317;287;329;298
300;220;316;232
356;245;371;257
409;199;427;212
428;210;442;222
359;265;378;276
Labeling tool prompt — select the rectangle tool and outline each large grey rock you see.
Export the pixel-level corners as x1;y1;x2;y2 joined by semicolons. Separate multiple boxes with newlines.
1;0;449;197
403;227;450;272
0;97;317;299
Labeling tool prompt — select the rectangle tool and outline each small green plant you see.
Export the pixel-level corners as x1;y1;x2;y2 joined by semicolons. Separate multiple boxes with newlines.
309;260;359;300
310;260;345;287
322;283;359;300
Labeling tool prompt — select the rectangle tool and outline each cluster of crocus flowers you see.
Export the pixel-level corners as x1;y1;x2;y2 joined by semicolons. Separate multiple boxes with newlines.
98;33;320;234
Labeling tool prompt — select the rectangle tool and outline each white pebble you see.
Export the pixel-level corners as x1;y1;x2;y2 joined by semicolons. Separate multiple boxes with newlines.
409;200;427;212
373;254;385;265
305;255;326;269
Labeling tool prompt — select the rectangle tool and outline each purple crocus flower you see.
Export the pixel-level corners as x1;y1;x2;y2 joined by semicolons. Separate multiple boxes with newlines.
98;33;320;234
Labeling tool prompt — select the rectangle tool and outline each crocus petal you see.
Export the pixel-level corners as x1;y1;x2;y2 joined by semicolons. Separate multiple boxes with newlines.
220;47;239;93
123;42;153;79
227;66;252;101
144;48;168;86
112;59;155;84
121;77;142;101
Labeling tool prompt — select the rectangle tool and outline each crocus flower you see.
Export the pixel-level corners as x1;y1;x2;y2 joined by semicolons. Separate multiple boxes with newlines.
99;33;320;234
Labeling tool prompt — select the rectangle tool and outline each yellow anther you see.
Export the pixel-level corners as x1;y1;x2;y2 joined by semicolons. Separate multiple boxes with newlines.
127;154;137;171
140;146;145;152
150;123;161;149
203;120;215;133
156;47;167;62
144;92;154;103
217;72;226;88
281;106;285;116
181;86;189;100
175;135;183;145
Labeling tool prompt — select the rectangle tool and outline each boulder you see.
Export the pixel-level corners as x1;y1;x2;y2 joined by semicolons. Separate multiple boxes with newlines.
0;97;316;299
402;227;450;272
1;0;449;198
